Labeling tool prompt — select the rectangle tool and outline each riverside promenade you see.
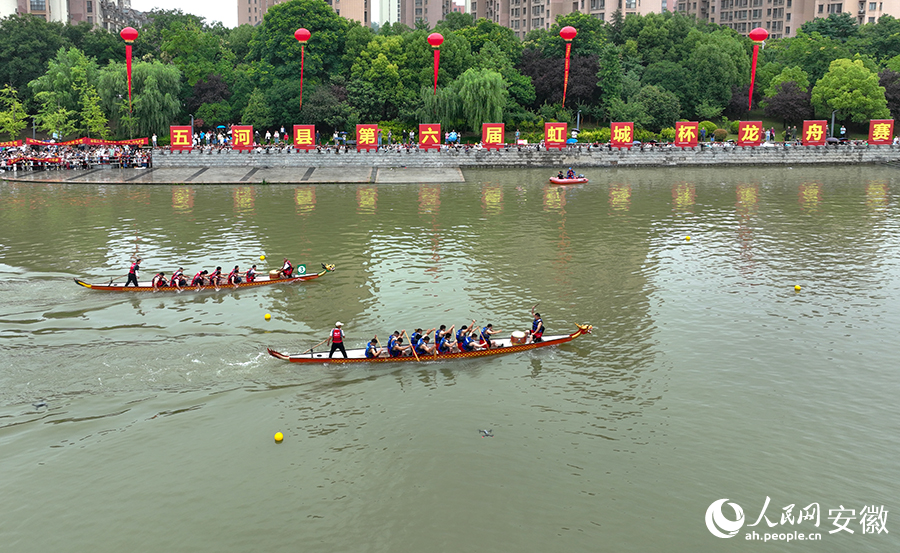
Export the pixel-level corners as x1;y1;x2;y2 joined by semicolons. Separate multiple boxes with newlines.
4;143;900;184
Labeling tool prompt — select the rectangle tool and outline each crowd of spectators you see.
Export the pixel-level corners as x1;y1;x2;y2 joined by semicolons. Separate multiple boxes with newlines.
0;145;152;172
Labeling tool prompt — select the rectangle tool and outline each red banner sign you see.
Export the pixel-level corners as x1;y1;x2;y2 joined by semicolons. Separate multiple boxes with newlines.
419;124;441;150
802;120;828;146
738;122;763;146
869;119;894;145
232;125;254;151
482;123;504;149
544;122;567;150
0;140;22;147
674;122;699;148
293;125;316;150
611;122;634;149
170;126;193;151
357;124;378;152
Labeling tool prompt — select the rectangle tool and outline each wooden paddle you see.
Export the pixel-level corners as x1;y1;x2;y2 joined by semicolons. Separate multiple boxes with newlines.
301;338;329;355
403;330;420;362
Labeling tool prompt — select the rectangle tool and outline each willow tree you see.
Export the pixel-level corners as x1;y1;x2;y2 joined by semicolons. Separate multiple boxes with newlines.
98;60;183;138
451;68;507;132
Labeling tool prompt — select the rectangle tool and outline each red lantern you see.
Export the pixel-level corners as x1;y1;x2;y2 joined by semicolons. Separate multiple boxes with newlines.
120;27;138;115
559;26;577;108
747;27;768;111
294;28;311;111
428;33;444;94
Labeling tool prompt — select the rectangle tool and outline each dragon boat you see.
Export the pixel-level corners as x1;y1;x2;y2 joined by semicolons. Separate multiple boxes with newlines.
74;263;335;292
267;323;592;364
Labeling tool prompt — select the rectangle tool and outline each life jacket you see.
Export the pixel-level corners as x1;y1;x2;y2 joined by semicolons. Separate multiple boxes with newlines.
246;268;256;281
331;328;343;343
129;262;139;274
228;268;239;282
153;273;167;287
415;338;428;355
460;335;473;352
191;272;204;285
387;335;397;352
438;336;450;353
481;328;491;343
365;343;377;358
532;317;543;336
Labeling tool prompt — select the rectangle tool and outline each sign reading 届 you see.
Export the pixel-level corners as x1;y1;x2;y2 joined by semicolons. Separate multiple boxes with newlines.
482;123;504;150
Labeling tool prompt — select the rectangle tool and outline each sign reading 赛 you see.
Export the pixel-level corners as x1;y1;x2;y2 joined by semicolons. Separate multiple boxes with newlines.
293;125;315;150
675;122;699;148
231;125;254;151
738;122;763;146
611;122;634;149
868;119;894;145
482;123;504;150
169;126;192;151
802;120;828;146
544;122;567;150
419;124;441;150
356;124;378;152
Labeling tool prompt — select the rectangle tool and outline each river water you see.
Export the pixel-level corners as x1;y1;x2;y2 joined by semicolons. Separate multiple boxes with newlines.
1;166;898;552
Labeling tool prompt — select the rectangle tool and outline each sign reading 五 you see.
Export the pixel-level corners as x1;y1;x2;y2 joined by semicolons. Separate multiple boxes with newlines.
738;122;763;146
544;122;567;149
232;125;254;151
482;123;504;150
356;124;378;152
419;123;441;149
293;125;316;150
675;122;699;148
868;119;894;145
169;126;193;151
802;120;828;146
611;122;634;149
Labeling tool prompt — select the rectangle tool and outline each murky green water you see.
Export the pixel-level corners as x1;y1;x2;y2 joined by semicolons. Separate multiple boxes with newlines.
1;166;898;552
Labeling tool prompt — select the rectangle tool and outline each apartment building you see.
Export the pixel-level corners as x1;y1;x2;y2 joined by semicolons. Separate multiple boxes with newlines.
6;0;146;31
676;0;900;39
239;0;372;26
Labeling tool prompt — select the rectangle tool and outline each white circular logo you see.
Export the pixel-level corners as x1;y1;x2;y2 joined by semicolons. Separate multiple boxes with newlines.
705;499;745;538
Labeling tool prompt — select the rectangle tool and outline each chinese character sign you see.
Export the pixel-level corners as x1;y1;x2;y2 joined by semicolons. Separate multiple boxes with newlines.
545;122;567;149
738;122;763;146
169;126;192;151
293;125;315;150
356;124;378;151
869;119;894;145
419;124;441;149
802;120;828;146
611;122;634;149
232;125;254;151
675;122;699;148
482;123;504;149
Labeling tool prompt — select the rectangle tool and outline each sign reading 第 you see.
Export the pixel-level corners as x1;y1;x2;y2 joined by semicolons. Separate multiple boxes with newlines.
611;122;634;149
169;126;192;151
802;120;828;146
544;122;567;150
231;125;254;151
674;122;699;148
356;124;378;152
482;123;504;150
293;125;315;150
419;124;441;150
738;121;763;146
869;119;894;145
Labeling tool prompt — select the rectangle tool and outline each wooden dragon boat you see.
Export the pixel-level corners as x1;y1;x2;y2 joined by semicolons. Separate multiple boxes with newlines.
74;263;335;292
267;323;592;364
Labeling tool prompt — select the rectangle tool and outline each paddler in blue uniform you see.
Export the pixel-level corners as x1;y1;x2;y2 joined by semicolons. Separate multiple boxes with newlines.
365;336;389;358
415;328;437;356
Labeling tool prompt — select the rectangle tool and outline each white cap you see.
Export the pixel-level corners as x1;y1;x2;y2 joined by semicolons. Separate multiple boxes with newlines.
335;322;343;327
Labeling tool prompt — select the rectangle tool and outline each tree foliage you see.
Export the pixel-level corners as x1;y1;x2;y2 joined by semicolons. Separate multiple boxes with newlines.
0;85;29;140
811;58;890;123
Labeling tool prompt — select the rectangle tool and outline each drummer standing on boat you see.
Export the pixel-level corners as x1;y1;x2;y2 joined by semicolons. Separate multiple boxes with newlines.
328;322;348;358
528;306;544;343
125;258;141;287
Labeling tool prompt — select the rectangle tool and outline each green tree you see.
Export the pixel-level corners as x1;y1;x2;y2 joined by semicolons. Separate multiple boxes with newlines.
34;91;77;139
0;85;29;141
811;58;890;123
595;43;623;122
763;65;810;98
29;47;101;115
0;15;68;102
160;20;237;86
242;88;274;128
634;85;681;131
799;13;859;42
78;84;109;138
98;60;184;137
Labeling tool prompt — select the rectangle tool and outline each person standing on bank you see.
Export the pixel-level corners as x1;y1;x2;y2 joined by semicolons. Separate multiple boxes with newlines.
125;258;141;287
329;322;348;358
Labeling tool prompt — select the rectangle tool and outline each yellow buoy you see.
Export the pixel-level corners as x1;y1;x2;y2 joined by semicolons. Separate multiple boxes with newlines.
685;236;691;241
265;313;271;321
260;255;266;261
274;432;283;443
794;285;802;292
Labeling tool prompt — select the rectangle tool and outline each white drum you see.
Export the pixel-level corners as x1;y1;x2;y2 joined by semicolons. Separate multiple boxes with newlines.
510;331;527;345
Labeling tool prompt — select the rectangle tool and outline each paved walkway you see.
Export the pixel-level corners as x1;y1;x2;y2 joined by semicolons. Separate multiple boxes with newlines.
1;166;466;185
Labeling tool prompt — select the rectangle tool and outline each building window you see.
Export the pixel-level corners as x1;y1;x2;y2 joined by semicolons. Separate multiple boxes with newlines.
869;15;875;21
30;0;46;10
869;1;876;8
818;3;823;10
786;25;790;33
625;0;636;7
87;0;92;12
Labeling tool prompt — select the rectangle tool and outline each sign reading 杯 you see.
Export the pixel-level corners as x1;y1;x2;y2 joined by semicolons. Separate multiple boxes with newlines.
674;122;699;148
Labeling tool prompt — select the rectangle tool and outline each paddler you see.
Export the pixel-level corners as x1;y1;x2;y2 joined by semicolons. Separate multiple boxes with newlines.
191;269;208;289
227;265;242;287
365;336;389;358
171;267;186;290
245;264;257;283
328;321;347;358
388;331;412;357
125;257;141;287
279;258;294;278
151;271;167;290
479;323;501;349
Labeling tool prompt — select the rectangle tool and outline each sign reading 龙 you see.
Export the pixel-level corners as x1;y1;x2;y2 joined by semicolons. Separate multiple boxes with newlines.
802;120;828;146
232;125;254;151
482;123;504;150
545;122;567;150
169;126;192;151
419;124;441;150
674;122;699;148
356;124;378;152
293;125;316;150
738;121;763;147
611;122;634;149
868;119;894;145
